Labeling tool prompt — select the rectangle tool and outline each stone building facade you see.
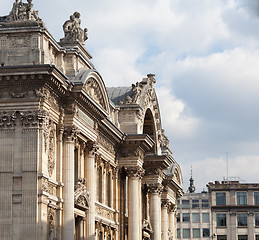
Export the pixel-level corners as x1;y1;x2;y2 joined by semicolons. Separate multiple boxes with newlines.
0;1;183;240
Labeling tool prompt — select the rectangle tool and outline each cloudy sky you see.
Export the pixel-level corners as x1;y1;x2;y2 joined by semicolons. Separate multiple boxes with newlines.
1;0;259;192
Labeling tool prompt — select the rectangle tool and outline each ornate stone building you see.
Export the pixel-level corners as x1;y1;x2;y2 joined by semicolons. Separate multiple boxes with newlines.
0;1;183;240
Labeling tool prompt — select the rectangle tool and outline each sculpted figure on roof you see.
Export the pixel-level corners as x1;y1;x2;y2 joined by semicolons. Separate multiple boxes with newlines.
7;0;43;25
62;12;88;44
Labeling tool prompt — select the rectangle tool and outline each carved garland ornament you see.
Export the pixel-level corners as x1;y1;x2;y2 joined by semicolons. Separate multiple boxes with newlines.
47;207;56;240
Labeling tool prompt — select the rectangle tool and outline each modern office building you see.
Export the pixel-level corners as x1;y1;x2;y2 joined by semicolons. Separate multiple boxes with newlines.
208;181;259;240
177;179;259;240
177;176;211;240
0;1;183;240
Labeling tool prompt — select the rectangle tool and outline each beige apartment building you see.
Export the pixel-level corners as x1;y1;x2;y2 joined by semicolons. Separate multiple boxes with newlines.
208;181;259;240
0;1;183;240
177;179;259;240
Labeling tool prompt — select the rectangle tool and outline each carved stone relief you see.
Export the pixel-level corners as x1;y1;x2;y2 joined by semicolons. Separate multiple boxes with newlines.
47;207;57;240
41;178;57;196
97;135;115;155
0;111;16;128
74;178;90;210
47;128;56;177
84;77;106;110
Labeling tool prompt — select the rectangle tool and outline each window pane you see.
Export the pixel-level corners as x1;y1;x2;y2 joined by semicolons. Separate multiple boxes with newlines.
202;213;210;223
256;235;259;240
183;213;190;222
238;235;248;240
237;192;247;205
177;213;180;222
216;192;226;205
192;213;200;223
202;199;209;208
217;213;226;226
255;192;259;205
217;235;227;240
203;228;210;237
192;228;200;238
192;199;199;208
182;200;190;208
183;228;190;238
255;213;259;226
177;229;181;238
237;213;247;226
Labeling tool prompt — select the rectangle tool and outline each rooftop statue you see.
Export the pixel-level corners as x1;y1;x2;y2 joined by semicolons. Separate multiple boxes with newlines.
4;0;44;27
61;12;88;44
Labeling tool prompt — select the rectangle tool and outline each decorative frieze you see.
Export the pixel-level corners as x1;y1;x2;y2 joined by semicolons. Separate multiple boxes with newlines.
95;202;115;222
41;178;57;196
97;135;115;155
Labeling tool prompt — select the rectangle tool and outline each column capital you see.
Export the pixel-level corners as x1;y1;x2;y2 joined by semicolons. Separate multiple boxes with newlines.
63;125;79;142
161;199;171;209
148;183;164;194
126;166;145;179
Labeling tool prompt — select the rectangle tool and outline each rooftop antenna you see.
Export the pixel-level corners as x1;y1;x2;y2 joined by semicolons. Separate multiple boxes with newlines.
226;152;229;183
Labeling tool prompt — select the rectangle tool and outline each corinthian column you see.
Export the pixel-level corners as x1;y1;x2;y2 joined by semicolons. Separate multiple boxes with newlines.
85;143;98;240
149;184;163;240
62;126;78;240
127;167;145;240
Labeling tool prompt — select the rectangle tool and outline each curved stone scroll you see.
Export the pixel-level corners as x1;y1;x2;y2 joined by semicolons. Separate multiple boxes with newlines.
61;12;88;44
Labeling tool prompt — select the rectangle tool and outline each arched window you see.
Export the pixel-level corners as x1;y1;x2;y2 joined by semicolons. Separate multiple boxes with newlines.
143;109;155;141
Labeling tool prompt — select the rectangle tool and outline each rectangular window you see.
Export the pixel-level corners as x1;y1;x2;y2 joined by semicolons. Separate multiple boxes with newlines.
182;200;190;208
182;213;190;222
202;213;210;223
192;213;200;223
192;228;200;238
238;235;248;240
256;235;259;240
217;235;227;240
217;213;227;226
216;192;226;205
255;213;259;226
202;228;210;237
182;228;190;238
237;192;247;205
192;199;199;208
255;192;259;205
202;199;209;208
237;213;247;226
177;228;181;238
177;213;180;222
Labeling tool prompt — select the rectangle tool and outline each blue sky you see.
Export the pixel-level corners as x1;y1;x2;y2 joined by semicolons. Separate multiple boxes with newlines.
1;0;259;192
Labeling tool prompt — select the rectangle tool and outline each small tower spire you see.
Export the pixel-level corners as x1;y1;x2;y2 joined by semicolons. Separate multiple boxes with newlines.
188;166;195;193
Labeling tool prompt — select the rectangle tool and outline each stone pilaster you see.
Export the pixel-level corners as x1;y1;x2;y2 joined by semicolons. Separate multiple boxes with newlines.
161;200;170;240
149;183;163;240
62;126;78;240
85;143;98;240
127;166;145;240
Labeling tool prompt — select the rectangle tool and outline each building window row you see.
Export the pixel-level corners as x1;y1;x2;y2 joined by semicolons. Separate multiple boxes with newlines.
178;199;210;209
177;213;210;223
216;191;259;206
177;228;210;238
